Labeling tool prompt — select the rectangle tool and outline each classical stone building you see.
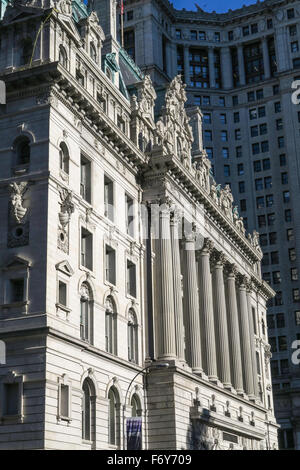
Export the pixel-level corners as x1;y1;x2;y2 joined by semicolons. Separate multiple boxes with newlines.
0;0;278;450
121;0;300;450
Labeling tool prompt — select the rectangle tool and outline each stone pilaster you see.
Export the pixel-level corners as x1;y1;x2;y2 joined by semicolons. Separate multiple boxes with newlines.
158;204;176;360
211;251;232;388
183;45;190;86
182;229;203;374
225;264;244;394
197;238;218;382
170;211;185;362
237;44;246;85
237;275;255;398
261;37;271;80
246;280;259;399
220;47;233;89
208;47;216;88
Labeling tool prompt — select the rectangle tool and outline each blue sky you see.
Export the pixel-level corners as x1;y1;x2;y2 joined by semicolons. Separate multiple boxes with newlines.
172;0;257;13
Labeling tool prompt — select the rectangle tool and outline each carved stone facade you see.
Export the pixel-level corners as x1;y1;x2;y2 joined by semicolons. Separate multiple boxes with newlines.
0;0;278;450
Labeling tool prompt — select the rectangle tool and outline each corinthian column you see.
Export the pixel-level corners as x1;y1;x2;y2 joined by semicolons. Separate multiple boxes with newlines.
197;238;218;382
182;228;203;374
158;204;176;360
211;251;232;388
170;211;185;362
225;264;244;394
246;280;259;399
237;275;255;398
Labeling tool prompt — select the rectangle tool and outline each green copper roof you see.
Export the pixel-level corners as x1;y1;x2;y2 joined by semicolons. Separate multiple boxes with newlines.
72;0;89;22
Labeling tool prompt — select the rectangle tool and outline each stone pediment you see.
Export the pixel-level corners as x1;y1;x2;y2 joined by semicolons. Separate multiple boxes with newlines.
55;260;74;277
3;255;31;271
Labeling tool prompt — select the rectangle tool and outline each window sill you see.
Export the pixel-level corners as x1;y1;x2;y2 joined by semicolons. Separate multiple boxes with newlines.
60;169;69;183
82;439;93;445
0;414;23;424
79;266;94;277
55;303;71;314
57;415;72;423
0;301;28;310
12;165;29;176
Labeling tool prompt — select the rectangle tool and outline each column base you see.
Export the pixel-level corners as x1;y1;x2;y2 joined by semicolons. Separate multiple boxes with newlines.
248;394;257;402
208;375;220;385
236;389;245;397
223;383;233;391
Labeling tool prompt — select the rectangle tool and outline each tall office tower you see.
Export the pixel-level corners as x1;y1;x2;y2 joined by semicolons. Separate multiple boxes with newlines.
0;0;278;450
122;0;300;449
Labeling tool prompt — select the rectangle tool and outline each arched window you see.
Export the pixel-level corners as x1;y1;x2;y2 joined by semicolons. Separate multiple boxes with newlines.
128;309;138;364
59;142;69;174
21;38;32;65
108;387;120;446
80;283;92;343
90;42;97;63
16;137;30;166
82;378;95;442
59;46;68;68
131;394;141;417
105;296;116;355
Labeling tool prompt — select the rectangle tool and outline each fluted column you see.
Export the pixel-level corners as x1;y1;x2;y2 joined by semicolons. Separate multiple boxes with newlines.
237;275;255;398
170;212;185;362
246;281;259;399
220;46;233;89
237;44;246;86
197;238;218;382
225;264;244;394
182;228;203;374
262;37;271;80
211;251;232;388
183;45;190;86
208;47;216;88
158;204;176;360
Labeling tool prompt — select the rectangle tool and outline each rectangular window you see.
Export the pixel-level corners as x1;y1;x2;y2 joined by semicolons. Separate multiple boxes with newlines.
260;234;268;246
9;279;24;303
278;336;287;351
104;175;114;221
251;23;258;34
272;271;281;284
283;190;290;203
264;176;272;188
281;172;288;184
277;313;285;328
127;260;137;298
295;311;300;325
261;141;269;153
190;30;197;40
278;136;285;148
126;194;134;237
287;228;294;241
258;215;266;227
253;160;261;172
258;106;266;118
239;181;245;193
203;113;211;124
233;112;240;123
222;148;229;159
221;130;228;141
290;25;297;36
271;251;279;264
256;196;264;209
287;8;295;19
204;130;212;141
237;163;244;175
285;209;292;222
267;213;275;226
275;291;283;306
58;281;67;306
105;245;116;285
206;147;213;160
235;129;241;140
232;95;238;106
251;125;259;137
3;383;19;416
262;158;271;170
199;31;206;40
293;288;300;302
269;232;277;244
219;96;225;106
266;194;274;207
220;113;227;124
274;101;281;113
60;384;70;418
291;268;298;281
289;248;297;261
280;154;287;166
249;108;257;120
224;165;230;177
255;178;263;190
291;41;299;52
260;123;268;135
240;199;247;212
236;146;242;158
81;229;93;271
252;143;260;155
80;156;91;203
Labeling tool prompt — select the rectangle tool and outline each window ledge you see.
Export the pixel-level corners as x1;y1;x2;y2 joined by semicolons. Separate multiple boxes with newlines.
12;164;29;176
56;303;71;314
0;300;28;310
82;439;93;445
0;414;23;424
57;415;72;423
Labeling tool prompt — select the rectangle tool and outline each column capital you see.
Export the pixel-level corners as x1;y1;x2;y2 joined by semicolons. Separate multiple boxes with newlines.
170;209;181;226
201;237;214;254
237;274;250;288
211;250;227;268
225;262;239;279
